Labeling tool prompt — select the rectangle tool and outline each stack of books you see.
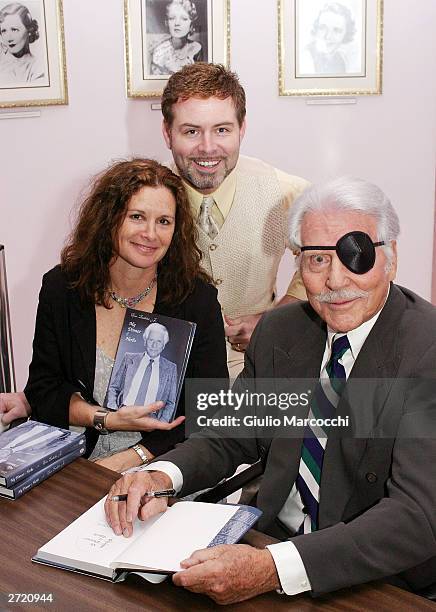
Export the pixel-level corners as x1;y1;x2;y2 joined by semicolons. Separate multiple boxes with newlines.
0;420;85;499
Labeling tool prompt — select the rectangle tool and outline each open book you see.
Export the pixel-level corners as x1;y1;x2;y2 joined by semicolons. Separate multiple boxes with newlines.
104;309;196;423
33;497;261;582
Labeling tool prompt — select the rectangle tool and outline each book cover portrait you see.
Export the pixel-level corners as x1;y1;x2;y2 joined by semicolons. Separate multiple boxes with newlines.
105;309;195;423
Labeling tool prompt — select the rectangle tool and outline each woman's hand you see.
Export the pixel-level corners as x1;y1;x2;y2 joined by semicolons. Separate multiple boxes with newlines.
0;392;31;426
95;449;135;473
105;401;185;432
94;444;154;473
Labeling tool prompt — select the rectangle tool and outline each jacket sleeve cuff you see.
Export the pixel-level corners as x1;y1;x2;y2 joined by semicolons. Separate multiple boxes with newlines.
140;423;185;457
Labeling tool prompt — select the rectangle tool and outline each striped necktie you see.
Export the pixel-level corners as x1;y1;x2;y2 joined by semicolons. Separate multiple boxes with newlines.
198;196;220;239
296;334;350;533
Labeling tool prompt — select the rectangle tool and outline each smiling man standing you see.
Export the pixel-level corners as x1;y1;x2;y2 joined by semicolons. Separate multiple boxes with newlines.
161;63;309;376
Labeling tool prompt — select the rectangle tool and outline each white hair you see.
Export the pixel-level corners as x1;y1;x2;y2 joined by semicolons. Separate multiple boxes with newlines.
289;176;400;266
143;323;169;345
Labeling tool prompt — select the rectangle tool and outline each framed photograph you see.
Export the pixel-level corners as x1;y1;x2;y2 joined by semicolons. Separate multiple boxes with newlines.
278;0;383;96
0;0;67;108
125;0;230;98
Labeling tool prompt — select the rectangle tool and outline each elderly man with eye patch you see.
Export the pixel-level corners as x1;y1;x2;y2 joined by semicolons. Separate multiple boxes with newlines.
105;175;436;605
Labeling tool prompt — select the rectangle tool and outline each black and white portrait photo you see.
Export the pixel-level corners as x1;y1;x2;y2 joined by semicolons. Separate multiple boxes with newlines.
125;0;228;97
104;310;196;424
296;0;365;78
142;0;208;77
106;322;178;422
0;0;49;88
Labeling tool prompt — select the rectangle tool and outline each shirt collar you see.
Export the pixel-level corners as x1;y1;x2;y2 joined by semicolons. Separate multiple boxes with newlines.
170;161;237;218
142;353;160;364
326;286;390;360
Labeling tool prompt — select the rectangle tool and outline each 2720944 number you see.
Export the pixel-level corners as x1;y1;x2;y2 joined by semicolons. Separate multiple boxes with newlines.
8;593;54;603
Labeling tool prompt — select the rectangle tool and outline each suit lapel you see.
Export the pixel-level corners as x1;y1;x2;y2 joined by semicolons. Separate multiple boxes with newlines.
257;437;300;529
122;353;144;405
70;295;96;395
319;284;406;527
258;307;327;528
156;358;169;398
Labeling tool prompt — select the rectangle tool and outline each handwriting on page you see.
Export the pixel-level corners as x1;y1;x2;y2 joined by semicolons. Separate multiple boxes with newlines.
76;521;114;551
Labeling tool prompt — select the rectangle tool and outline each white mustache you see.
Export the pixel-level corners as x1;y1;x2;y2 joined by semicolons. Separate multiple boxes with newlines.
315;289;368;303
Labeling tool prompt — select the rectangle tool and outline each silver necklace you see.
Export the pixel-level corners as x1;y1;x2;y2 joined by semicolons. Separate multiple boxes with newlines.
109;275;157;309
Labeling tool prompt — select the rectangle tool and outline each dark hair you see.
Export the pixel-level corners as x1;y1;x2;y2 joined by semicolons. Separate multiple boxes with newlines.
61;158;211;307
0;2;39;44
161;62;246;127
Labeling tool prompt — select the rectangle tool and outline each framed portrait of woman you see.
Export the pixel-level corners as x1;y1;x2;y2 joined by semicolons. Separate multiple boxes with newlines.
0;0;67;108
125;0;230;98
278;0;383;96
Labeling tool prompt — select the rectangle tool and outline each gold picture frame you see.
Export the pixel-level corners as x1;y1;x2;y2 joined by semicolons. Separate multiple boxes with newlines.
0;0;68;108
278;0;383;96
125;0;230;98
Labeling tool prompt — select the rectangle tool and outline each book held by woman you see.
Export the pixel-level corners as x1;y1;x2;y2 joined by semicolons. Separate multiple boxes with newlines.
104;308;196;423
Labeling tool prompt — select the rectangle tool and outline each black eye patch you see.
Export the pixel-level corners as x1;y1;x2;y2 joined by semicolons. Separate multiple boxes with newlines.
300;231;385;274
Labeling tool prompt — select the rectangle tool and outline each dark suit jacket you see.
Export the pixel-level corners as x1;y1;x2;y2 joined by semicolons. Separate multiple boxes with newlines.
106;352;177;420
156;284;436;595
24;266;228;457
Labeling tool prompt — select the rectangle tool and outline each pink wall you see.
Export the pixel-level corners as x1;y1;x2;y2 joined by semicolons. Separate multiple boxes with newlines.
1;0;435;387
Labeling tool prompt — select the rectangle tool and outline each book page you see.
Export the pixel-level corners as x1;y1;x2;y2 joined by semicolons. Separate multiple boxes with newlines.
113;501;238;573
35;497;161;577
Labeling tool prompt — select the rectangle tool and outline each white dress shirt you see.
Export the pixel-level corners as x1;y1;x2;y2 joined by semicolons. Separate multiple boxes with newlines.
141;299;386;596
124;354;160;407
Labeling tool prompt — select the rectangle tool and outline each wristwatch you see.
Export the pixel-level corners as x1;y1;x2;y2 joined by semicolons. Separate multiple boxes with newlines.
93;410;109;435
132;444;150;465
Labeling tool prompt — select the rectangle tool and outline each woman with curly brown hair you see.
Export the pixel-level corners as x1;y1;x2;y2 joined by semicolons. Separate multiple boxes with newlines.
24;159;227;472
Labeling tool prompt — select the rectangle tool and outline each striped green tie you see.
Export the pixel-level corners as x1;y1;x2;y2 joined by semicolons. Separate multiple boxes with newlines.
296;334;350;533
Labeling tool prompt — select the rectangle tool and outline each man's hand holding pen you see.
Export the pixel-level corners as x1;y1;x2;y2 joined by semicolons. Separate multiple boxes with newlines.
104;470;281;603
104;471;173;538
111;489;176;501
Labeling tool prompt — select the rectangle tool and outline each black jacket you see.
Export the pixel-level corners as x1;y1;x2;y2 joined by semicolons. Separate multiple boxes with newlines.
25;266;228;457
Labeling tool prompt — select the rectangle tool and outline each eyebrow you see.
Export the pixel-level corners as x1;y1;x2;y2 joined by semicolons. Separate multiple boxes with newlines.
128;208;175;219
179;121;236;129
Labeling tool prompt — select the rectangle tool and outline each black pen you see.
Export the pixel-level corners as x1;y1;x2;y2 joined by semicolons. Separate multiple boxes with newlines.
111;489;176;502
